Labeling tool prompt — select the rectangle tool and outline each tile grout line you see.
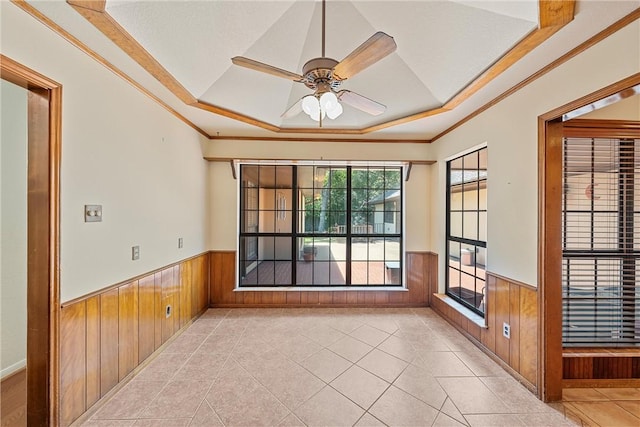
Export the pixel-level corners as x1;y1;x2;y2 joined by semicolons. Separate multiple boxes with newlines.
215;322;300;425
186;308;239;427
135;310;232;423
91;308;631;427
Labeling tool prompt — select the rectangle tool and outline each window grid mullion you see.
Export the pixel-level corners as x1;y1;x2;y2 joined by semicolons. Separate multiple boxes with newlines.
238;164;403;287
445;147;487;316
346;167;352;285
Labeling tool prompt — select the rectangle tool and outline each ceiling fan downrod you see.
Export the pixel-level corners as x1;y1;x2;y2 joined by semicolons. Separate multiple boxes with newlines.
321;0;326;58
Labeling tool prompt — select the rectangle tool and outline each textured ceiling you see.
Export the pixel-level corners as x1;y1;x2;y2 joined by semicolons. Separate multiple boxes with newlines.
21;1;640;139
105;0;537;129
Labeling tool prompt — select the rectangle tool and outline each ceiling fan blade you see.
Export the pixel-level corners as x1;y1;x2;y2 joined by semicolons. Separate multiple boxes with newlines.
232;56;303;82
332;32;397;80
281;98;303;119
337;90;386;116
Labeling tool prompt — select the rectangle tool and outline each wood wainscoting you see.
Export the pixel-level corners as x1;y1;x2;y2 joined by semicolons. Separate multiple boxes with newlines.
59;253;209;426
431;272;539;392
209;251;437;307
563;349;640;387
0;368;26;427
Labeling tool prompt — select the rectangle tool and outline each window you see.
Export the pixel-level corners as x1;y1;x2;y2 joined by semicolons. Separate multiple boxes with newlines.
238;164;403;287
384;201;396;224
562;137;640;347
446;147;487;315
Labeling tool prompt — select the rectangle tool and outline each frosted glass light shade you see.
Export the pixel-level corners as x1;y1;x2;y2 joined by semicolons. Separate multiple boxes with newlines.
310;106;326;121
326;102;343;119
302;92;341;121
320;92;338;112
302;95;318;115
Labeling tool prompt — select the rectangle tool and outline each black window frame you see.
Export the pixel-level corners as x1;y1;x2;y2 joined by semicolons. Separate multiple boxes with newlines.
238;163;404;288
445;147;487;316
384;201;396;224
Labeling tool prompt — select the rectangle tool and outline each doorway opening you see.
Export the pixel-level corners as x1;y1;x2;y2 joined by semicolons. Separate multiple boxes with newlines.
1;54;61;425
538;74;639;401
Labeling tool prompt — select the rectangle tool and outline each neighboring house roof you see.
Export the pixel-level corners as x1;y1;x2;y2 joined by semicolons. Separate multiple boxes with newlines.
450;170;487;186
368;189;400;205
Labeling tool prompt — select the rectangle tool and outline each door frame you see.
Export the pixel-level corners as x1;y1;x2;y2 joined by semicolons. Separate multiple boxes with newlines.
537;73;640;401
1;54;61;424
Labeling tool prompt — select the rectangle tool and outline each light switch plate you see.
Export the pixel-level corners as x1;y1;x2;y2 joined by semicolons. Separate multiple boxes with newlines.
85;205;102;222
132;245;140;260
178;237;183;248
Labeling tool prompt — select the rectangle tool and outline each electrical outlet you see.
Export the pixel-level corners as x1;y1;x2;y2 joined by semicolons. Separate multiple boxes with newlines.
503;322;511;339
132;245;140;260
84;204;102;222
178;237;183;248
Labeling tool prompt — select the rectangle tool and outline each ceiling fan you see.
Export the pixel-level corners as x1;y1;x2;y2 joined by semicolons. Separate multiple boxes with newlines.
231;0;397;124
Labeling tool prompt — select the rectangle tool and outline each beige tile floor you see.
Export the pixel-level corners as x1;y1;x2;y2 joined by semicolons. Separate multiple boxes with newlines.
78;308;635;427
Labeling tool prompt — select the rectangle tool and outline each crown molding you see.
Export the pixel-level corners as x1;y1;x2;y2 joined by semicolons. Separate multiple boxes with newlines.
63;0;576;136
431;8;640;143
208;135;431;143
10;0;210;138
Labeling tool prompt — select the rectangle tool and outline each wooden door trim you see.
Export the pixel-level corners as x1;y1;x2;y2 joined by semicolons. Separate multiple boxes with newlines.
1;54;61;425
537;73;640;402
563;119;640;138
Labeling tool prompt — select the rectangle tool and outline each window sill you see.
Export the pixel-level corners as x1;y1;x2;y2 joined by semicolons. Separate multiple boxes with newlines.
235;286;408;292
433;293;487;328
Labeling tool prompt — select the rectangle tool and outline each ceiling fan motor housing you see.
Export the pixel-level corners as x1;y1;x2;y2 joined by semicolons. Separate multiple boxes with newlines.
302;57;342;91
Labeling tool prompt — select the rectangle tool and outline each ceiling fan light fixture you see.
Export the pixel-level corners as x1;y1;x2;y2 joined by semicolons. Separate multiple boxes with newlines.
302;93;338;121
327;102;343;120
232;0;396;125
309;105;326;121
302;95;318;115
326;101;343;119
320;91;338;112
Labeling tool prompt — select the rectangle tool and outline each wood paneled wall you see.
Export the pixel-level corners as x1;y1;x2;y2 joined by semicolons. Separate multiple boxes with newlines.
564;350;640;383
432;272;539;391
0;368;26;427
59;253;209;426
209;251;437;307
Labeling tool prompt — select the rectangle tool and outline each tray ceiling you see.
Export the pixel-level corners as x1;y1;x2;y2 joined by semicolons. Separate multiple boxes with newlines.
105;0;536;130
20;1;640;139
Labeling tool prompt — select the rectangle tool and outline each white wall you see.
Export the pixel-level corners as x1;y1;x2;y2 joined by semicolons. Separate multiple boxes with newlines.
404;164;429;250
0;80;28;377
429;20;640;289
1;2;210;302
207;140;431;252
